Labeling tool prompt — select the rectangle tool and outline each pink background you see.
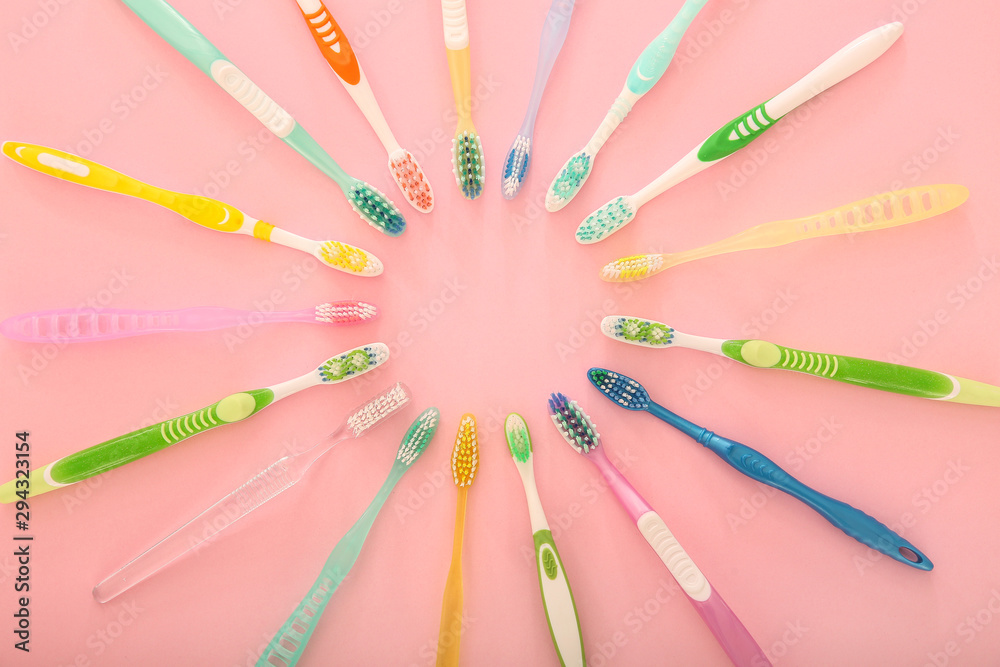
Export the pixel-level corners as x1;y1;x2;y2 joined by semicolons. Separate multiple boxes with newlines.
2;0;1000;664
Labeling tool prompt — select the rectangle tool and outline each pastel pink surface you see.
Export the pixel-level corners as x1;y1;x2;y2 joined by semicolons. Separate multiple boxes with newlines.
1;1;999;666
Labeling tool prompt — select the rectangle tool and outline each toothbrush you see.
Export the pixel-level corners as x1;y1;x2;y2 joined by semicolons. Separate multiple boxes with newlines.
436;413;479;667
504;414;585;667
0;343;389;502
292;0;434;212
548;393;770;667
545;0;708;211
0;301;377;343
601;184;969;282
3;142;383;276
602;315;1000;407
93;382;411;603
588;368;933;569
118;0;405;236
441;0;485;199
500;0;575;199
257;407;440;667
576;22;905;243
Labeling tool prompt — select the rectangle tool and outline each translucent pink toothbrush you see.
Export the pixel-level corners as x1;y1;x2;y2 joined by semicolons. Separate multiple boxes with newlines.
0;301;377;342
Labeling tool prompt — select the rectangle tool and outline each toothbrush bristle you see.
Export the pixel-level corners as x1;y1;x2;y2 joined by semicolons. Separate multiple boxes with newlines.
587;368;650;411
504;413;532;463
600;254;665;282
602;316;675;347
546;150;592;211
396;407;440;465
576;196;637;244
348;181;406;237
346;382;412;437
501;135;531;199
318;342;389;382
451;414;479;487
318;240;384;276
314;300;378;324
451;131;484;200
388;149;434;212
547;393;600;454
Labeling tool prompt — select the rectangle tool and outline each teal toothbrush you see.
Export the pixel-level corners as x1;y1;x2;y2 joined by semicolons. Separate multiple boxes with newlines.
505;414;584;667
257;407;440;667
118;0;405;236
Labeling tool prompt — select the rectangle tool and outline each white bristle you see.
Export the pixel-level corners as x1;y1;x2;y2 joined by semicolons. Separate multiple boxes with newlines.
346;382;411;437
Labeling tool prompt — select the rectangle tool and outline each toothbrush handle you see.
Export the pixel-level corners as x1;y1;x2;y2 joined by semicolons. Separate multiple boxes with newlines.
120;0;351;186
625;0;708;95
720;339;1000;407
636;512;770;667
2;142;254;234
441;0;470;50
520;0;574;131
94;457;297;603
533;529;585;667
437;490;467;667
259;471;397;667
0;388;274;502
698;429;931;568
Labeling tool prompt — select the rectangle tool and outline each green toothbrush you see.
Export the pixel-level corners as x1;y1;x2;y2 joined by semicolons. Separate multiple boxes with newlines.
118;0;405;236
0;344;389;502
257;407;440;667
602;316;1000;407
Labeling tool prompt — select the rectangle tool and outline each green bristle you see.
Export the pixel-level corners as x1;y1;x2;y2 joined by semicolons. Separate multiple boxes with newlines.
504;413;532;463
348;181;406;236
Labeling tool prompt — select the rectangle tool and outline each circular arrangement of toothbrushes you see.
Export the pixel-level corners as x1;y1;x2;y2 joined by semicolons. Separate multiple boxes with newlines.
3;0;997;665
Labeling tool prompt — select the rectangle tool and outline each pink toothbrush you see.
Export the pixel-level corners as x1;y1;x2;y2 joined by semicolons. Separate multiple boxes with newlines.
548;393;770;667
0;301;377;342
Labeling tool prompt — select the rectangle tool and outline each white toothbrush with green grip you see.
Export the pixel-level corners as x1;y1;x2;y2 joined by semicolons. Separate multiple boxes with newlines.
0;344;389;502
577;22;904;243
546;0;708;211
257;408;440;667
504;414;584;667
92;382;411;603
118;0;405;236
603;316;1000;407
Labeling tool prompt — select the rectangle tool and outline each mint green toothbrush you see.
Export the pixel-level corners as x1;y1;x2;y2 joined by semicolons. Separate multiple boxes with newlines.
0;343;389;502
505;414;584;667
257;407;440;667
602;316;1000;407
545;0;709;211
118;0;405;236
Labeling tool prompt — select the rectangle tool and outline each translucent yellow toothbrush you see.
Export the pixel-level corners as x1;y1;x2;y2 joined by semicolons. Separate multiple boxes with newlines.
601;184;968;282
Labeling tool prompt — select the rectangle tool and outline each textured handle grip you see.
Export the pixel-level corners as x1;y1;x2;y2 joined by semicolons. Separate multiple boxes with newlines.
209;60;296;138
533;530;585;667
297;0;360;85
441;0;469;50
626;0;708;95
704;434;932;569
637;512;769;667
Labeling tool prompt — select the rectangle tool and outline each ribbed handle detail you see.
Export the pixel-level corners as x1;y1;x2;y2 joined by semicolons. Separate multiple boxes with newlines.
441;0;469;50
637;511;710;601
210;60;295;138
230;459;294;514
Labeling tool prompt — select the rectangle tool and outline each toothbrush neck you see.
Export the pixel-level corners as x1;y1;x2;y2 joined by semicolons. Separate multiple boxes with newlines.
516;464;549;532
589;447;652;522
646;401;707;441
451;487;469;561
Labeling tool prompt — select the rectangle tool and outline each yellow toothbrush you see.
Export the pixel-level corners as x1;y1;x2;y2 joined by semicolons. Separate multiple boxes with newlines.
441;0;484;199
436;414;479;667
3;141;383;277
600;184;968;282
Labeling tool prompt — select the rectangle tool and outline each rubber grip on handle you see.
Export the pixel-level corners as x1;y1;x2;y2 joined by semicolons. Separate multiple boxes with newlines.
298;1;360;85
441;0;470;50
705;434;932;570
626;0;708;95
533;530;585;667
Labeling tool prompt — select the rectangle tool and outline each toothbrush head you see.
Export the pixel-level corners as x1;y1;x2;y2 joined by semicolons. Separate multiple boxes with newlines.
451;130;484;200
396;407;440;465
317;241;384;276
388;148;434;213
317;342;389;383
346;382;412;438
600;254;665;283
501;134;531;200
314;300;379;324
587;368;650;411
504;413;532;463
451;413;479;487
347;180;406;237
547;393;600;454
546;149;592;212
601;316;674;347
576;195;637;244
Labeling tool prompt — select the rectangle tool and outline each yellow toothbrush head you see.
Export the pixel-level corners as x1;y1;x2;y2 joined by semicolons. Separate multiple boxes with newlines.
451;413;479;488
